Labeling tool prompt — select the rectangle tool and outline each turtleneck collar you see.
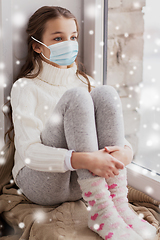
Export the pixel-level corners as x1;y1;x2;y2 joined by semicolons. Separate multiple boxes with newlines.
36;60;78;86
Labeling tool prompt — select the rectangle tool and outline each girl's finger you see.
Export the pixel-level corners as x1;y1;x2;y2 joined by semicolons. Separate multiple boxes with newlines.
113;169;119;175
89;170;96;176
114;159;124;169
105;146;120;153
104;147;110;152
108;171;115;178
105;174;110;179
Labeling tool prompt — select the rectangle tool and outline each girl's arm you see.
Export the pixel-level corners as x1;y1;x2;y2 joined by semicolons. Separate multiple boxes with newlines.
71;139;133;178
11;80;69;174
71;149;124;179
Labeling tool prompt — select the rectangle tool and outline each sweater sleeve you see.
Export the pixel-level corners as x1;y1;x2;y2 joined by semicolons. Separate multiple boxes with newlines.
10;80;68;173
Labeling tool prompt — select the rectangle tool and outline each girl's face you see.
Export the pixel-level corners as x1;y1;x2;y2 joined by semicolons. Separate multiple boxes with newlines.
33;17;78;69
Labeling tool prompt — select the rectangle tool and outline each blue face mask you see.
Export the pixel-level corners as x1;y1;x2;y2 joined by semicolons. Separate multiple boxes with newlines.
31;36;78;66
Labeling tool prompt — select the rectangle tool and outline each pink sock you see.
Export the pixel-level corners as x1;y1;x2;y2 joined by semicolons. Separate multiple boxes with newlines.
106;168;157;240
78;176;143;240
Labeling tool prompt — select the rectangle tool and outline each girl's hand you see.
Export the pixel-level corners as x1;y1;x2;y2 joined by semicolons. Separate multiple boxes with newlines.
88;149;124;179
104;145;133;166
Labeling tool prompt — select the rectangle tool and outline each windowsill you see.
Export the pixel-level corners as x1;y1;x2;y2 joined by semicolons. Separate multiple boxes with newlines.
126;161;160;202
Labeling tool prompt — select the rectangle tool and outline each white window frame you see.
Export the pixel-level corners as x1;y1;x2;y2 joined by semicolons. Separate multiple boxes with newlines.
83;0;105;84
127;162;160;201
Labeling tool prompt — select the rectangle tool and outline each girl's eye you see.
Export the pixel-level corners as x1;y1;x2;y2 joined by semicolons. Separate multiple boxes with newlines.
71;36;77;40
54;37;62;41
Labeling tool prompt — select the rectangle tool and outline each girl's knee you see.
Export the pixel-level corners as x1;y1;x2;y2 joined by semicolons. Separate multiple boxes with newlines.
64;87;93;105
92;85;120;102
91;85;122;109
92;85;118;98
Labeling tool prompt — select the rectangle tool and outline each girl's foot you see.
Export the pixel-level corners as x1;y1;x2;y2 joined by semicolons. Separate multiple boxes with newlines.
106;168;157;240
78;176;143;240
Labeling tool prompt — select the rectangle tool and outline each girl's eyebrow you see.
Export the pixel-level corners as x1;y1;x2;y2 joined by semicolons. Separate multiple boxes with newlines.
51;31;77;35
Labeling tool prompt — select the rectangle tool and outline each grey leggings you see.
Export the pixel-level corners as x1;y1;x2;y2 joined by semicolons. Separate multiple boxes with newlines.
16;86;124;206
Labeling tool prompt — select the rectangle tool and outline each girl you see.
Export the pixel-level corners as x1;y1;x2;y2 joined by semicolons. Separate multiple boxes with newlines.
4;6;156;240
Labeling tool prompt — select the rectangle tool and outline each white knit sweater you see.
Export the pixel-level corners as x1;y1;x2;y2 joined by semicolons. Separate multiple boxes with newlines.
10;61;93;182
11;60;132;183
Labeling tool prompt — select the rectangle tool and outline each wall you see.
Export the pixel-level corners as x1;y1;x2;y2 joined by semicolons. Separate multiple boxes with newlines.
107;0;146;155
0;0;4;149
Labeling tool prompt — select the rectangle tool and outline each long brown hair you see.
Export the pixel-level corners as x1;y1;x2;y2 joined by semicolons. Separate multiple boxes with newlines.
16;6;91;87
1;6;91;156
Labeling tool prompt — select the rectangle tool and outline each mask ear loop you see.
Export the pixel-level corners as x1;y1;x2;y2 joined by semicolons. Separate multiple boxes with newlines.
31;36;50;60
31;36;48;48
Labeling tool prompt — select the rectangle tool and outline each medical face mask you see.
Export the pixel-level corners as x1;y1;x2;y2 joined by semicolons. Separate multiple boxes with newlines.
31;36;78;66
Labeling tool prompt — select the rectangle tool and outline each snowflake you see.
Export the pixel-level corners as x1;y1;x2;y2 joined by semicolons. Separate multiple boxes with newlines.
124;33;129;38
7;96;11;100
0;62;5;69
0;73;7;88
155;38;160;46
141;228;156;239
133;2;140;8
2;105;9;113
19;222;25;229
0;157;6;165
94;224;99;230
49;113;62;125
87;206;91;211
17;189;23;195
99;41;104;46
152;123;159;130
44;105;49;110
146;140;152;147
145;186;154;195
138;213;144;219
143;124;147;128
89;30;94;35
12;12;27;27
86;5;96;19
16;60;20;65
25;158;31;164
33;210;46;223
